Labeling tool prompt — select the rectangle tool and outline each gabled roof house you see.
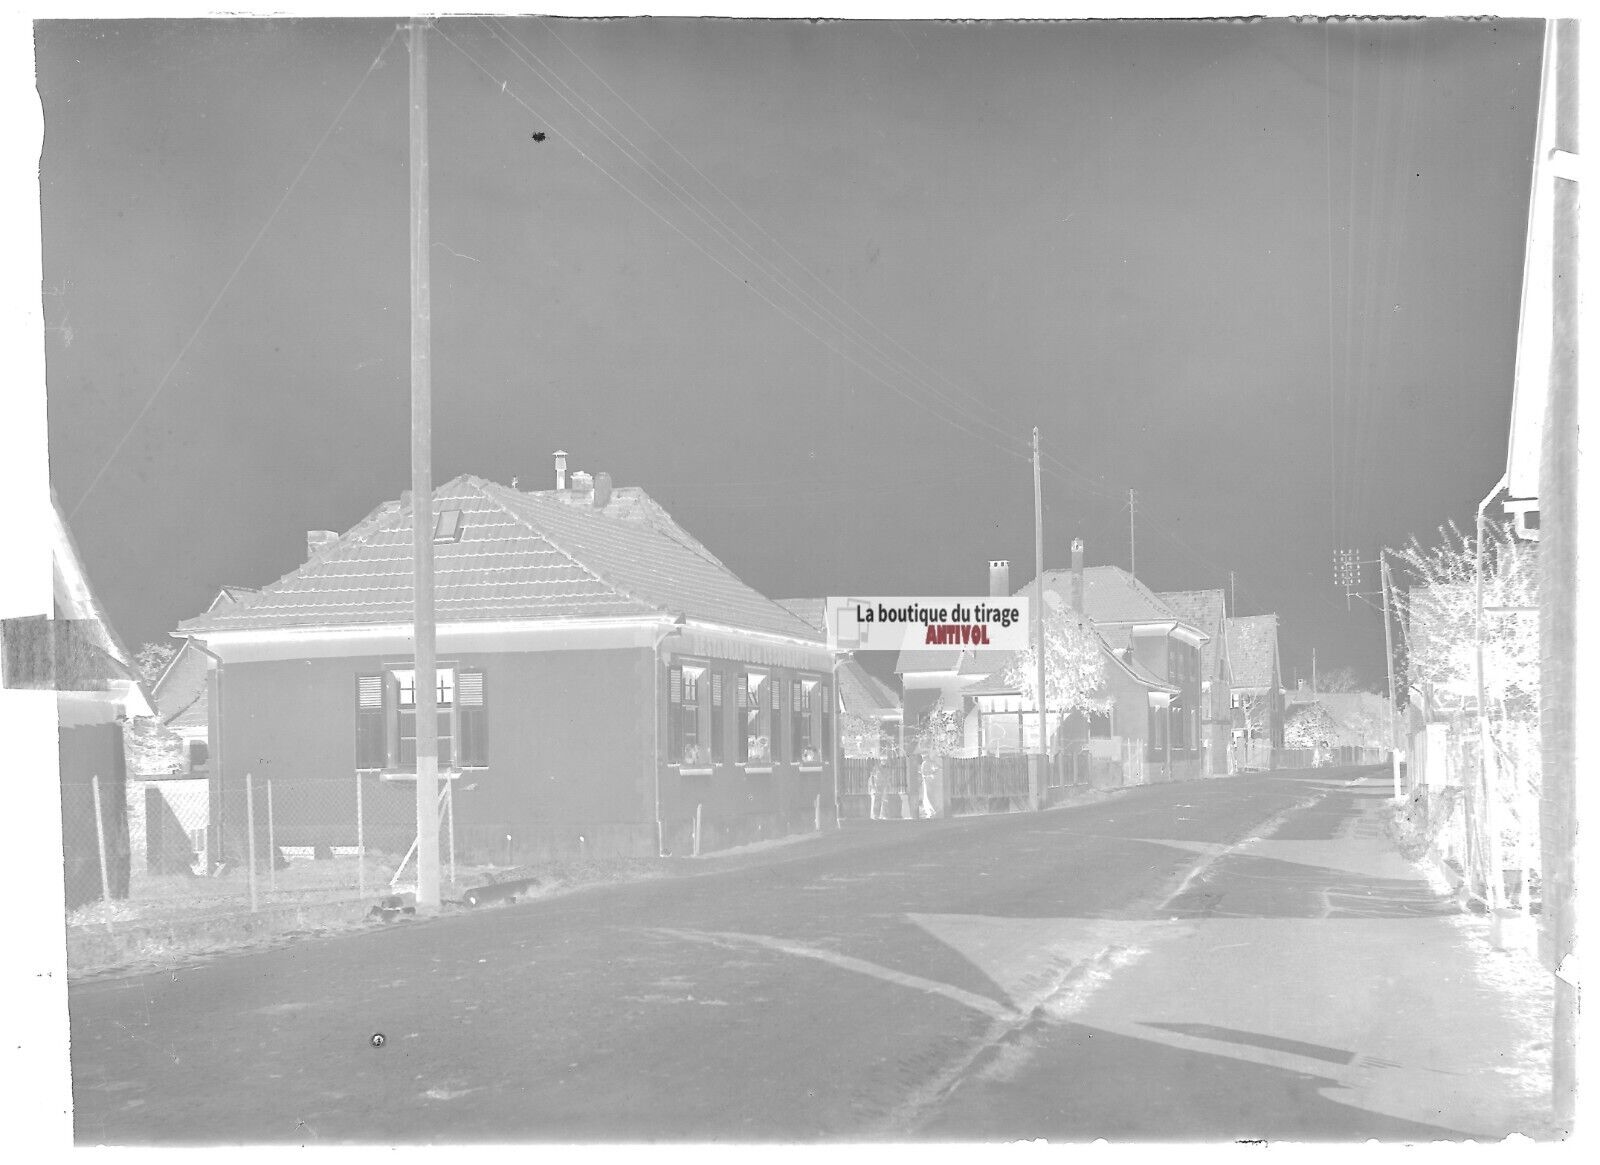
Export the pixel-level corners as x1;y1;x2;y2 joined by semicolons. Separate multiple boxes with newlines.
1156;589;1232;774
1225;613;1285;752
173;461;837;863
895;543;1207;785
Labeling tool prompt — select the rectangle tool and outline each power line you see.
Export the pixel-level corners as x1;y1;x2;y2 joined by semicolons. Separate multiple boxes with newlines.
530;15;1006;427
476;19;1029;459
68;26;402;520
435;24;1034;467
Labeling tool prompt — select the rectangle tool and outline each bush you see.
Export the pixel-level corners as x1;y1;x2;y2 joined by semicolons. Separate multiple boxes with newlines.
1386;785;1463;861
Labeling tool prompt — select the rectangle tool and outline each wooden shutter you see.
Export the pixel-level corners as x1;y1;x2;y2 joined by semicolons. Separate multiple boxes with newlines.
668;665;684;761
736;672;749;762
818;681;832;761
356;674;385;769
458;671;488;768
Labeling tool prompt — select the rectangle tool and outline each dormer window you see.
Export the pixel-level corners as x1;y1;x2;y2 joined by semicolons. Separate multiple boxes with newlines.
434;508;463;543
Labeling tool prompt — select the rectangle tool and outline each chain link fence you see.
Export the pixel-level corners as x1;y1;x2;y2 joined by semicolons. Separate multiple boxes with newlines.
62;773;495;970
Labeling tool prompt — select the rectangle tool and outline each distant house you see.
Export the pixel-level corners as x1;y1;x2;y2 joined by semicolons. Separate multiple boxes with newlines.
1282;683;1393;751
895;546;1199;784
149;586;257;775
773;598;902;758
172;461;835;864
1156;589;1232;775
0;492;154;909
1225;613;1285;763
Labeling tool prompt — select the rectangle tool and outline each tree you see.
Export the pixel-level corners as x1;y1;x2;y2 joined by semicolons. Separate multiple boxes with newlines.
1396;518;1540;907
1318;665;1372;694
1396;519;1539;718
1002;600;1109;747
908;698;963;759
134;641;177;685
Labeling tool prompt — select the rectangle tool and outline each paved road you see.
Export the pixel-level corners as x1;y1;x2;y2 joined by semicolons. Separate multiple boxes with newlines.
69;767;1492;1143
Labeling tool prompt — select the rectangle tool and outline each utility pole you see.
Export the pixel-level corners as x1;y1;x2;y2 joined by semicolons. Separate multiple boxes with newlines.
1127;488;1137;578
1312;648;1318;696
1032;427;1046;811
1380;550;1402;800
1229;570;1236;617
409;17;441;912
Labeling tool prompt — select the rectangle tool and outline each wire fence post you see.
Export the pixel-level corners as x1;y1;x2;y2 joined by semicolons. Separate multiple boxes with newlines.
245;771;258;913
447;780;456;890
267;778;277;894
90;774;113;918
356;772;366;902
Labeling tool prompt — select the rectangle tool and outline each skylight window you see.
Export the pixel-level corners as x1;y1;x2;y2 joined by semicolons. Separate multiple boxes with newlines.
433;508;463;543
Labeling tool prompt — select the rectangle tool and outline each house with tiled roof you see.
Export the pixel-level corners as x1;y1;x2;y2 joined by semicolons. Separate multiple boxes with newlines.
1226;613;1285;762
147;586;257;774
1156;589;1232;775
893;546;1193;789
171;461;837;862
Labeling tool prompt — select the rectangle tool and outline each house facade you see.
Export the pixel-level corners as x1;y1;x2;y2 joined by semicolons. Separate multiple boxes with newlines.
1156;589;1233;775
1225;613;1285;765
174;467;836;864
895;546;1197;785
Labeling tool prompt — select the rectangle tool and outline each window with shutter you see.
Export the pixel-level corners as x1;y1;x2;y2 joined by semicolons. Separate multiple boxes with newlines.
678;665;704;765
356;674;385;769
458;671;488;768
744;671;771;764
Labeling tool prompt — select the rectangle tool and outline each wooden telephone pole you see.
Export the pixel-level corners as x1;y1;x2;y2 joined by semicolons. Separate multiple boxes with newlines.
409;17;441;911
1032;427;1046;810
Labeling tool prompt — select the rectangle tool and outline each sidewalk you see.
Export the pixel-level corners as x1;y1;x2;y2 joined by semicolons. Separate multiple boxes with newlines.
924;775;1557;1141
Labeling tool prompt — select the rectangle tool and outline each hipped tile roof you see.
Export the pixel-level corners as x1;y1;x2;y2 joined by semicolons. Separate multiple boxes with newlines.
178;476;821;642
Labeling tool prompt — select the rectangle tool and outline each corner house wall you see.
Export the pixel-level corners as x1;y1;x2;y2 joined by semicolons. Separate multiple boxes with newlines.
656;651;837;855
210;648;657;866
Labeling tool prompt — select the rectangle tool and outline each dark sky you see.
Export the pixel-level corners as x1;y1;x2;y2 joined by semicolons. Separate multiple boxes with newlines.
35;16;1543;688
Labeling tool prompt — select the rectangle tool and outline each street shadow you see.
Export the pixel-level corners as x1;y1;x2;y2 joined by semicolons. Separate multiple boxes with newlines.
914;1017;1507;1142
1139;1021;1354;1064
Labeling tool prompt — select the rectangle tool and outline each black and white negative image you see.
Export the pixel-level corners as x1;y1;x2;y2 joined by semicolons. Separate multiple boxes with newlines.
6;6;1584;1147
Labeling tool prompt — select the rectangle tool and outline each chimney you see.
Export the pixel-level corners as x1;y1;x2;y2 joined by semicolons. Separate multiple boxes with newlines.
553;449;568;491
593;471;613;509
307;529;339;558
570;470;593;505
1071;538;1085;612
988;559;1009;597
